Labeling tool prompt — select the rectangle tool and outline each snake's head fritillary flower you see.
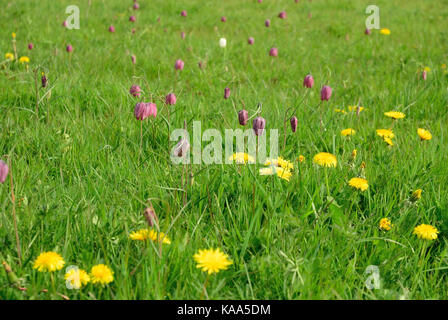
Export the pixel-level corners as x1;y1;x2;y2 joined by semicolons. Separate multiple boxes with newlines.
417;128;432;141
253;116;266;136
129;84;141;97
41;72;47;88
290;116;298;132
278;11;287;19
165;93;177;105
173;137;190;158
133;2;140;10
365;28;371;35
129;15;136;22
131;54;136;64
238;109;248;126
320;85;332;101
181;10;187;17
265;19;270;27
90;264;114;285
193;248;233;275
28;43;34;50
221;16;227;22
66;45;73;53
181;31;186;39
422;70;427;80
0;160;9;183
303;74;314;88
224;87;230;99
269;47;278;57
134;102;156;120
174;59;184;70
219;38;227;48
33;251;65;272
108;25;115;33
248;37;254;45
143;207;157;227
62;20;68;27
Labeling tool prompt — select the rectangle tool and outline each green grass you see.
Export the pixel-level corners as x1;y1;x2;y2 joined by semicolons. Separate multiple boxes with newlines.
1;0;448;299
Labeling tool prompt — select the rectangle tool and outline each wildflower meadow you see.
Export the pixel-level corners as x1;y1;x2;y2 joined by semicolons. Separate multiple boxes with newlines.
1;0;448;301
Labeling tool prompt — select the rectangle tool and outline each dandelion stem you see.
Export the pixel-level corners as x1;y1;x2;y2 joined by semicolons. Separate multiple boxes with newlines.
200;274;210;300
324;167;331;197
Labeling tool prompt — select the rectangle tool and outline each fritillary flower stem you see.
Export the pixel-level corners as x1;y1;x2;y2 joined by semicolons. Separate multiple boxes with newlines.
317;101;323;130
183;120;188;207
200;274;210;300
8;159;22;267
34;68;40;117
140;120;143;161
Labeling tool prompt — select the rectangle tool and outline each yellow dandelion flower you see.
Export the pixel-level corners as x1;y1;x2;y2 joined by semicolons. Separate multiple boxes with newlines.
380;28;391;35
417;128;432;141
442;64;447;70
413;224;438;240
259;166;292;181
348;177;369;191
129;229;171;244
265;157;293;170
411;189;422;201
384;111;405;120
5;53;14;61
298;155;305;163
383;137;394;146
33;251;65;272
341;128;356;136
424;66;431;72
65;268;90;289
313;152;337;167
193;248;232;275
90;264;114;285
376;129;395;139
334;108;346;114
351;149;357;159
379;218;393;231
12;32;16;39
19;56;30;64
360;161;366;169
348;105;364;113
228;152;255;164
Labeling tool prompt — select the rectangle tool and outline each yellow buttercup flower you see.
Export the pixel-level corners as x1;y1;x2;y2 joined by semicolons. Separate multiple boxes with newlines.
129;229;171;244
12;32;16;39
417;128;432;141
380;28;391;35
348;105;364;113
341;128;355;136
351;149;357;159
5;53;14;61
334;108;347;114
228;152;255;164
411;189;422;201
65;268;90;289
313;152;337;167
19;56;30;64
379;218;393;231
360;161;366;169
384;111;405;120
376;129;395;139
193;248;233;275
90;264;114;285
413;224;438;240
348;177;368;191
33;251;65;272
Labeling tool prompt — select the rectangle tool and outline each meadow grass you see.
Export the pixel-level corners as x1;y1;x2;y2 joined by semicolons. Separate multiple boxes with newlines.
1;0;448;299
